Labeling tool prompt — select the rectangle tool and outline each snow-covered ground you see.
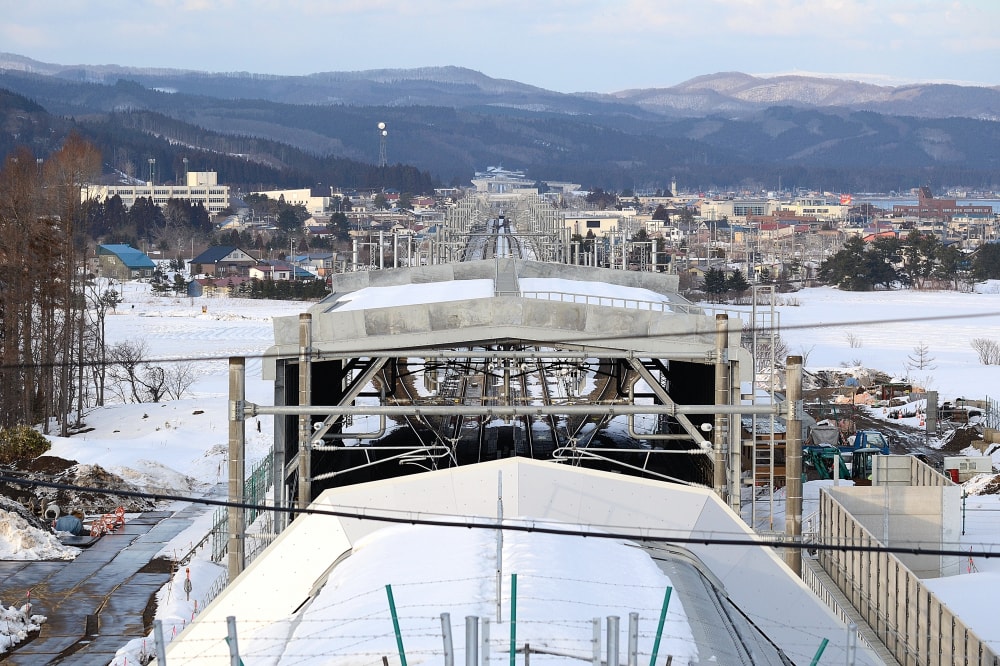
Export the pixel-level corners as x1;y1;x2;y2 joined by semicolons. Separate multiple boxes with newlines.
2;280;1000;660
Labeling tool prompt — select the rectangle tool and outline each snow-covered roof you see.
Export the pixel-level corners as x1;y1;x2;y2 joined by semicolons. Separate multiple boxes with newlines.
162;458;880;665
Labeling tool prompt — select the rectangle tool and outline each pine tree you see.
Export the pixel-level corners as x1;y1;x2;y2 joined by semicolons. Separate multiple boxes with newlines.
702;267;729;302
726;269;750;297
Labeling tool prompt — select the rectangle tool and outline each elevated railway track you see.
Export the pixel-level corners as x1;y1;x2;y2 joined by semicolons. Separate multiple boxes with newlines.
261;194;753;509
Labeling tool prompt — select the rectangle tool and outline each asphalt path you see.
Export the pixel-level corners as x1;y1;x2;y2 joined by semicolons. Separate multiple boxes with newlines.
0;507;199;665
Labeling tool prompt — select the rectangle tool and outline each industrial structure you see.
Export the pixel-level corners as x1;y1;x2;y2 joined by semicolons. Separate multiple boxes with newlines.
256;195;777;518
175;192;997;665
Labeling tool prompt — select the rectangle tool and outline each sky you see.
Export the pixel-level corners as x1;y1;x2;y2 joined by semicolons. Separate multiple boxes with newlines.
2;1;1000;93
3;278;1000;659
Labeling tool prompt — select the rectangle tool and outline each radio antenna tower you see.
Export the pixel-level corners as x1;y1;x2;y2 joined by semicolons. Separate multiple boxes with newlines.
377;122;388;168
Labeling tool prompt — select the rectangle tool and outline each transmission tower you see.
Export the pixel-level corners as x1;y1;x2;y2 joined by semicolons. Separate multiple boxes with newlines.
377;121;388;168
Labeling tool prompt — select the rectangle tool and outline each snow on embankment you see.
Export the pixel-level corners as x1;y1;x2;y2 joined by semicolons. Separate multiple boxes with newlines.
0;509;80;560
0;598;46;655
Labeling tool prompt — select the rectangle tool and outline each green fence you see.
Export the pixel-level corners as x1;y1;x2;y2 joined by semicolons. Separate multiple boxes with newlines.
211;455;273;563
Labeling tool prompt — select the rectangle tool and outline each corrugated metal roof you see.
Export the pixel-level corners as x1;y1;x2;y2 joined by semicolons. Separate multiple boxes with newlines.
98;244;155;270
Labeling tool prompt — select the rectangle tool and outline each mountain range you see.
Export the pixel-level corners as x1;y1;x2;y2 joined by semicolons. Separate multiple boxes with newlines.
1;52;999;193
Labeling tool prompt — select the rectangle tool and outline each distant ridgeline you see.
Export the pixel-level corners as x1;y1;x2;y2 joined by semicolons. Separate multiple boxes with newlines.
2;61;1000;191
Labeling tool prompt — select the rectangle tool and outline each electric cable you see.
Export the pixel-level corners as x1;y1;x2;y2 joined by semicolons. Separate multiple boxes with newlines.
2;474;998;560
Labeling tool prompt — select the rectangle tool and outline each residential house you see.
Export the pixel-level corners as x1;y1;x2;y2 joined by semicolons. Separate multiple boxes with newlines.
249;260;314;282
294;253;338;278
187;276;253;298
96;244;156;280
190;246;259;277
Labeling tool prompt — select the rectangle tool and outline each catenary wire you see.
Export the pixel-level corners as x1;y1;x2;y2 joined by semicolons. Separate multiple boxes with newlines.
3;474;998;560
0;307;999;371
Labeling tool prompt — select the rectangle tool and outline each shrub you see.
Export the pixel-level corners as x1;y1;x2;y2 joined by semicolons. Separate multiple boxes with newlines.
0;424;52;465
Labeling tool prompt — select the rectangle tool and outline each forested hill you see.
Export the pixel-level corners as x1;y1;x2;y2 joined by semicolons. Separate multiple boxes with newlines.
0;86;435;193
2;63;1000;192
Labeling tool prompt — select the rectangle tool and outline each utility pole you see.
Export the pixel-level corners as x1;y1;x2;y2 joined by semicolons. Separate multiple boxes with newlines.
714;315;729;500
784;355;803;576
228;357;246;582
297;314;312;511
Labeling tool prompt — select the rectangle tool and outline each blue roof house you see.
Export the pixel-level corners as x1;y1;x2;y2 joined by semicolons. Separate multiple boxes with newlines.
97;244;156;280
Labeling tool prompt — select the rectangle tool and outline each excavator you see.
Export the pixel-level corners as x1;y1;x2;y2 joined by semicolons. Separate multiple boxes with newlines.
803;445;882;486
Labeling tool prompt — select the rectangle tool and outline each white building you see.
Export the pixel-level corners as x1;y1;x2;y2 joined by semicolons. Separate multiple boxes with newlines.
562;209;641;236
85;171;231;214
249;187;331;216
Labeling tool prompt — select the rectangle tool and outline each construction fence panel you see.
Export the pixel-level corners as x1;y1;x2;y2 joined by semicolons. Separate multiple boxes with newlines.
819;491;999;666
909;456;952;487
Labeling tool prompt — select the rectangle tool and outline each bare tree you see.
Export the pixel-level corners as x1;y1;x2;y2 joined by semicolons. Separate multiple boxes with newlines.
107;340;149;403
742;322;790;374
971;338;1000;365
164;362;197;400
798;344;816;366
107;339;168;403
905;341;936;371
845;332;863;348
86;279;123;406
0;136;100;431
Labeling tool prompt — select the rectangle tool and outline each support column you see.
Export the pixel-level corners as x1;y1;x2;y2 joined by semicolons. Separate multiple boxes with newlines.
714;314;728;500
784;355;803;575
729;352;742;515
228;357;246;582
297;313;312;511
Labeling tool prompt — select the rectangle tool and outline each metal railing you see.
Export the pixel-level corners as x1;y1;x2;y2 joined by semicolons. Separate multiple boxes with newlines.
519;290;704;315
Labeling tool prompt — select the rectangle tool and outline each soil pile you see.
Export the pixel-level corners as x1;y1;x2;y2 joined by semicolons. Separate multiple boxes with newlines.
0;455;154;520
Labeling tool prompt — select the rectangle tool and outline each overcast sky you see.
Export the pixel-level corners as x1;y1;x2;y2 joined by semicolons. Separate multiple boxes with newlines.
3;0;998;93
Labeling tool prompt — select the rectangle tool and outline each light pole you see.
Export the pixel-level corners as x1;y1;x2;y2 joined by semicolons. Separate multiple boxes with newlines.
377;122;388;168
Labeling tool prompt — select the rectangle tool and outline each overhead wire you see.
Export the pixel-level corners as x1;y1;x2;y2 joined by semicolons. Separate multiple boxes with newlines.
0;306;998;371
2;474;998;560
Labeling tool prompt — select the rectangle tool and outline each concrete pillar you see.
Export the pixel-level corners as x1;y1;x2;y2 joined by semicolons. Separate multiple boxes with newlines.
714;314;729;500
729;352;742;515
227;357;245;582
784;355;803;575
297;314;312;511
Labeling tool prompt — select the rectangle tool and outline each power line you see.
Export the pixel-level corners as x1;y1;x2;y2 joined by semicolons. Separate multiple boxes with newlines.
0;306;998;372
4;474;999;560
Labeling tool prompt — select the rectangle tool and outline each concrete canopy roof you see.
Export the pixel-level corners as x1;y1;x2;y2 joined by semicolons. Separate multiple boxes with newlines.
265;260;742;369
161;458;879;665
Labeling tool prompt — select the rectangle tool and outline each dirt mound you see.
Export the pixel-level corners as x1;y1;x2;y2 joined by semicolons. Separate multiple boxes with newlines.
1;457;155;518
50;463;155;514
21;455;77;475
978;475;1000;495
938;425;984;454
0;495;51;532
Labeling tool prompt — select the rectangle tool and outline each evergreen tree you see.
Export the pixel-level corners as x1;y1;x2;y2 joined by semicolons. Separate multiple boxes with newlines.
702;267;729;302
972;243;1000;281
819;235;904;291
726;269;750;297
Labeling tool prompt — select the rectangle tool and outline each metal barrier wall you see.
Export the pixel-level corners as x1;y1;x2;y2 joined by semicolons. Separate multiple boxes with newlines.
908;456;954;488
819;491;998;666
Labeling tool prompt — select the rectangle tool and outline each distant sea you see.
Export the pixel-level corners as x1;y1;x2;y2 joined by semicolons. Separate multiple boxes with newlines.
858;198;1000;213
